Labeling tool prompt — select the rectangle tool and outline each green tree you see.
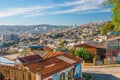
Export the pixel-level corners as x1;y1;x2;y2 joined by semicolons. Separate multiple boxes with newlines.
100;21;114;34
104;0;120;32
71;48;95;62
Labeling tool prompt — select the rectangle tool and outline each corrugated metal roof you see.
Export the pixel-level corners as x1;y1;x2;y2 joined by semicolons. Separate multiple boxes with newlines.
43;52;64;59
0;57;15;66
57;55;76;64
24;54;82;78
17;54;43;63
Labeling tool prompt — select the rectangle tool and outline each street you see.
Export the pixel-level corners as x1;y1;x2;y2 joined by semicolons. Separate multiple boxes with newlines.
82;66;120;80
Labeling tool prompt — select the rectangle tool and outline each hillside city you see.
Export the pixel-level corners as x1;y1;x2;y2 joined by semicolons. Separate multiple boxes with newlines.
0;21;107;54
0;0;120;80
0;21;120;80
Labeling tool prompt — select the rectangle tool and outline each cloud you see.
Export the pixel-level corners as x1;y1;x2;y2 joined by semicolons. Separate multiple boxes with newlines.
26;0;109;16
0;0;110;18
56;0;86;7
77;8;111;14
51;0;106;14
0;6;52;18
50;3;100;14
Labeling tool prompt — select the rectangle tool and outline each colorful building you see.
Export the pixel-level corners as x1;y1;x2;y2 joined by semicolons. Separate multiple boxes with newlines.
74;42;106;65
106;35;120;64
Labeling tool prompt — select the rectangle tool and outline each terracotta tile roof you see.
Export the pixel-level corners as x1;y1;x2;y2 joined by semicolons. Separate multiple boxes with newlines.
43;52;64;59
17;54;43;63
24;54;82;79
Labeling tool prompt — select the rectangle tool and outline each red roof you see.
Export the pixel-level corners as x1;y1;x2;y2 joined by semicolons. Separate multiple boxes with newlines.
43;52;64;59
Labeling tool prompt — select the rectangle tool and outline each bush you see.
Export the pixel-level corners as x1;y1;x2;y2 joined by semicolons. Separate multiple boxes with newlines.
71;48;95;63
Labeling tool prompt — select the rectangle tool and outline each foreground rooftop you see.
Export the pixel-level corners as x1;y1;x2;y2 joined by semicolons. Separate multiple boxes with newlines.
24;54;82;79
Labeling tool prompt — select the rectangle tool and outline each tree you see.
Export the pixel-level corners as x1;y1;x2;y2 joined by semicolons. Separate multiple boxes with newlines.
71;48;95;63
104;0;120;32
100;21;114;34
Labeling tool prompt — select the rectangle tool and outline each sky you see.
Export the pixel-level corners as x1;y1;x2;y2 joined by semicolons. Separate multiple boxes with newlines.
0;0;112;25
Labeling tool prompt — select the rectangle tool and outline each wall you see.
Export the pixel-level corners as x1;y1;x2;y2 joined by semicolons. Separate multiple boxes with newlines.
106;49;120;64
0;64;36;80
87;47;97;55
82;59;96;66
43;63;82;80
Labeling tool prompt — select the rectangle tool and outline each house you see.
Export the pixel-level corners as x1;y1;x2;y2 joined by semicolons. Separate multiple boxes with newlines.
24;54;82;80
106;35;120;64
74;42;106;65
0;54;82;80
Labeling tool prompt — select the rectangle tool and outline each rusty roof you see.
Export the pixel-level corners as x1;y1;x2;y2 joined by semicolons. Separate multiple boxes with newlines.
24;54;82;79
43;52;64;59
17;54;43;63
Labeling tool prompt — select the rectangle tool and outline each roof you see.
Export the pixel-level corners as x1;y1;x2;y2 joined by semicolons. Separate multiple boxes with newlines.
29;45;44;50
17;54;43;63
43;52;64;59
0;57;15;66
4;54;20;61
43;46;53;51
75;42;106;49
29;45;53;51
108;35;120;41
24;54;82;79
